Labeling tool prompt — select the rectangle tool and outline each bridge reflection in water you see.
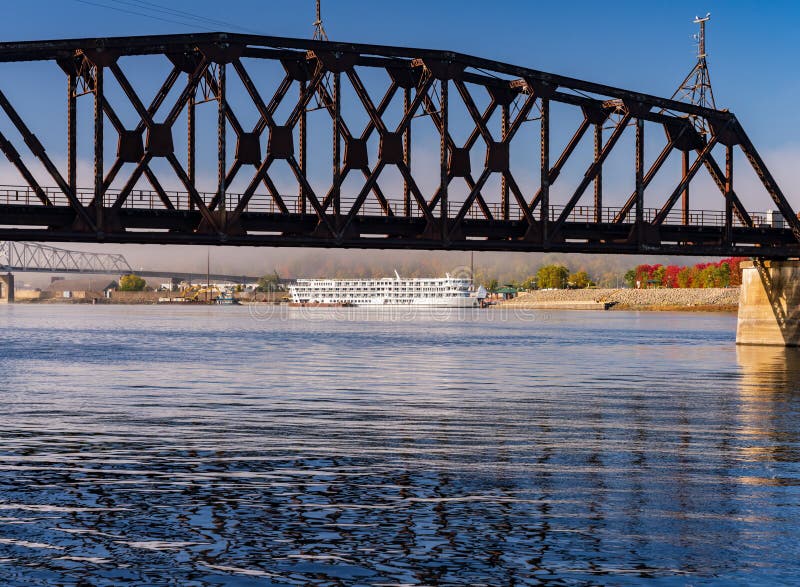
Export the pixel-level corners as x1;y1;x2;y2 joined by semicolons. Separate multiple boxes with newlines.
737;345;800;469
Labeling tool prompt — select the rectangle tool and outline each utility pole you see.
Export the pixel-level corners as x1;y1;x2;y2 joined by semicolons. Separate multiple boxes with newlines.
313;0;329;41
470;251;474;287
206;247;210;304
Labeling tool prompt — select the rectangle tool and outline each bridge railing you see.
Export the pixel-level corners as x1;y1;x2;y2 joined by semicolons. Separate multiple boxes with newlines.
0;184;767;228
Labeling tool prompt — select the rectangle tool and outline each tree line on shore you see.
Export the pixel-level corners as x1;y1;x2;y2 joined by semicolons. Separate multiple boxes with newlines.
479;257;748;291
481;266;594;291
120;256;748;294
623;258;747;289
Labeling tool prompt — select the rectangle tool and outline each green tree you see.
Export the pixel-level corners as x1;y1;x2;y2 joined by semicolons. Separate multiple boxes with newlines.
693;264;729;288
624;269;637;288
717;263;732;287
521;275;537;291
651;266;666;288
676;267;692;288
257;271;283;292
568;270;593;289
536;264;569;289
118;274;147;291
486;278;499;292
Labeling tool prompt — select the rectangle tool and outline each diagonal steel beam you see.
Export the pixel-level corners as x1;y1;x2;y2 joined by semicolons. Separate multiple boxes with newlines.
550;113;630;236
314;74;396;215
0;89;94;229
447;167;492;237
701;152;752;227
112;57;209;210
286;156;337;235
422;92;494;219
613;130;685;223
652;137;718;225
339;160;387;235
529;117;592;211
0;130;53;205
733;119;800;242
101;66;179;191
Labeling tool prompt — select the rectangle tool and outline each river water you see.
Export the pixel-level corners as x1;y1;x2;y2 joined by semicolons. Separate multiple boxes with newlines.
0;305;798;586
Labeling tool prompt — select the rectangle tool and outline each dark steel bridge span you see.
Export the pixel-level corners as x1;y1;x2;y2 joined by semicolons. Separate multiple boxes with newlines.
0;32;797;257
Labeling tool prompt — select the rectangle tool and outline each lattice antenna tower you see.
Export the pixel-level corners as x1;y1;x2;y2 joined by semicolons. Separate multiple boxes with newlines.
313;0;329;41
671;13;717;136
309;0;335;112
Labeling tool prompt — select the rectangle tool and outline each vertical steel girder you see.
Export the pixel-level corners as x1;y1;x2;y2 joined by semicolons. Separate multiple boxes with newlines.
635;118;644;235
539;98;550;244
593;124;602;223
725;144;733;244
403;87;411;217
681;151;690;225
187;74;196;210
217;63;226;213
0;32;793;254
332;71;341;218
439;79;448;240
94;64;104;230
299;80;307;215
68;74;77;195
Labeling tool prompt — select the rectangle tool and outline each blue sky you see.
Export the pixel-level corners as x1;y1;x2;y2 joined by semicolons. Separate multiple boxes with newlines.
3;0;798;149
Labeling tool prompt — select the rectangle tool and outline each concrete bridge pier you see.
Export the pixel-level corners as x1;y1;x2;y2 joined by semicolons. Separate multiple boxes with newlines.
737;260;800;346
0;272;14;303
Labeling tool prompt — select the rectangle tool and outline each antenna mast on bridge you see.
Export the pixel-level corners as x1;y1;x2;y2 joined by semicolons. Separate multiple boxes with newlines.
671;13;717;135
313;0;329;41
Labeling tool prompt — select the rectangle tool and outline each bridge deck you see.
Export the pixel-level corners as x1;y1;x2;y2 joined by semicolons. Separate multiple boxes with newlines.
0;186;793;257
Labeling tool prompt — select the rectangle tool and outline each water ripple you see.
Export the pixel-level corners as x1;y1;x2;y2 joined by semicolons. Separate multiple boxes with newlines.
0;306;798;585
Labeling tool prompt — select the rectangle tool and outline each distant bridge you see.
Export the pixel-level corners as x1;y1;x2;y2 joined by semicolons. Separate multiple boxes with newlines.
0;32;797;257
0;241;263;282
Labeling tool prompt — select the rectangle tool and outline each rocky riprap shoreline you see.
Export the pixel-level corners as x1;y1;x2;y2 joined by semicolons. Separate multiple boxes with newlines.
497;287;740;311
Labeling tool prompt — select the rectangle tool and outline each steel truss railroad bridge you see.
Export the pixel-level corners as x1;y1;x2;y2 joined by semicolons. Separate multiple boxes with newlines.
0;32;797;257
0;240;261;283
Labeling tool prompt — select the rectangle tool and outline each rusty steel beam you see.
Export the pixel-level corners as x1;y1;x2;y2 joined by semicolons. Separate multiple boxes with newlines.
653;137;719;225
551;113;632;238
682;151;690;225
725;144;733;245
540;98;550;244
594;124;602;224
93;63;104;230
68;73;77;196
217;63;227;213
635;117;644;242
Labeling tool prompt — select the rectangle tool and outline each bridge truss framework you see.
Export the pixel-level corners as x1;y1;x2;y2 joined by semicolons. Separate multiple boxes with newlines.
0;240;131;274
0;32;797;257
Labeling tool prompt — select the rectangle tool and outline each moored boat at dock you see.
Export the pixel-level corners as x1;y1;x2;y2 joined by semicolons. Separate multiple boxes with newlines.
289;272;486;308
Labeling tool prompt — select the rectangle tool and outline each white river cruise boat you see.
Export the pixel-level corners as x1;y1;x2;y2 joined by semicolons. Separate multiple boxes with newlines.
289;272;486;307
